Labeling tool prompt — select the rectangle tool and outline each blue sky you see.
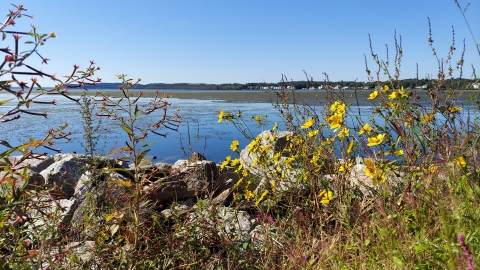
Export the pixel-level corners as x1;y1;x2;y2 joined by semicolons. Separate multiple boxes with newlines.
1;1;478;86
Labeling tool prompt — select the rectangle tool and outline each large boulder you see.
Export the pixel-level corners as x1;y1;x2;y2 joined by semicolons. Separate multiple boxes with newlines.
40;154;89;197
143;159;220;205
239;130;293;177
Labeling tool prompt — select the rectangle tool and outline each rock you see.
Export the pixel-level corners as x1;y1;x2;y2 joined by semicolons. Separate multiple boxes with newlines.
186;206;257;242
40;155;88;197
8;155;55;173
143;159;220;204
239;130;293;177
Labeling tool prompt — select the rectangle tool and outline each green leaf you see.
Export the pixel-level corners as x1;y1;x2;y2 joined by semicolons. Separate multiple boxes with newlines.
121;125;133;136
392;256;403;267
137;149;150;164
474;185;480;199
0;140;13;148
414;244;430;253
134;104;139;119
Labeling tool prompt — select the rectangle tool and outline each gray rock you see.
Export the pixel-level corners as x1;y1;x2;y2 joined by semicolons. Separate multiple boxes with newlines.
144;159;220;204
40;154;88;197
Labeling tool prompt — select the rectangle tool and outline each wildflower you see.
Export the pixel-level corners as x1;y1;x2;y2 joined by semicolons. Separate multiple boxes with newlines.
218;110;224;123
255;190;269;206
310;154;319;165
330;101;346;114
424;165;438;173
321;137;335;146
398;86;408;97
328;113;343;131
385;101;397;109
389;91;400;100
242;169;249;177
347;140;354;154
230;140;239;152
364;159;385;185
318;190;333;204
49;32;57;38
244;190;255;200
301;117;313;129
449;106;462;113
456;156;466;167
358;123;372;135
367;134;385;146
367;90;378;100
338;162;352;172
254;115;262;123
230;158;240;167
421;113;434;123
381;85;389;93
234;163;243;172
308;130;319;137
338;127;349;137
273;152;281;163
394;149;404;156
330;101;341;112
248;140;258;153
220;156;231;170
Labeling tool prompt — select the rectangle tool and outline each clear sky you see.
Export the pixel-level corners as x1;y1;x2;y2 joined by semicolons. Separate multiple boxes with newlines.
1;1;478;86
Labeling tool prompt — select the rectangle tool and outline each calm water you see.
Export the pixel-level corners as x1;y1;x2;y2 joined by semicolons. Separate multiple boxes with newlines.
0;89;478;163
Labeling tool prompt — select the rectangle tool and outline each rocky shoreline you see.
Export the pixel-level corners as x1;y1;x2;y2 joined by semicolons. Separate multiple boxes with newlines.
1;130;404;266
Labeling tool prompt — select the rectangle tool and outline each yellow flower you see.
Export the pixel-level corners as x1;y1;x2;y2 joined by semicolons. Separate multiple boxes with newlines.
449;106;462;113
424;165;438;173
421;113;434;123
254;115;263;123
244;190;255;200
230;140;239;152
456;156;466;167
318;190;333;204
367;134;385;146
255;190;269;206
328;113;343;131
242;169;249;177
301;117;314;129
235;163;243;172
389;91;400;100
220;156;231;170
347;140;354;154
385;101;397;109
330;101;341;111
273;152;281;163
338;162;352;172
398;86;407;97
364;159;385;185
230;158;240;166
49;32;57;38
381;85;389;93
308;130;319;137
330;101;346;115
394;149;404;156
338;127;349;137
248;140;258;153
218;110;224;123
368;90;378;100
358;123;372;135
